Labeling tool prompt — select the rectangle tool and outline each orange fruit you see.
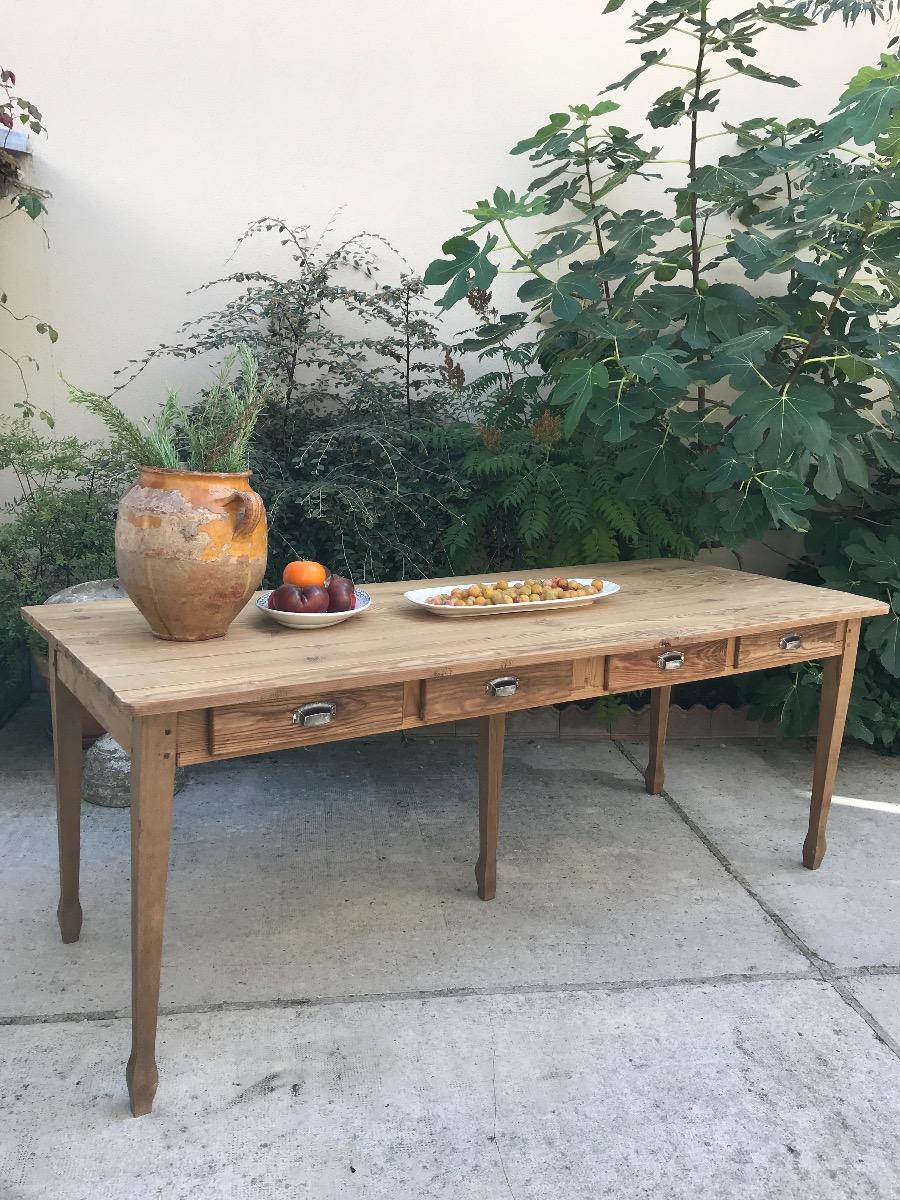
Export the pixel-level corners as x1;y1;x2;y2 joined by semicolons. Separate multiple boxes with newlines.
283;559;328;587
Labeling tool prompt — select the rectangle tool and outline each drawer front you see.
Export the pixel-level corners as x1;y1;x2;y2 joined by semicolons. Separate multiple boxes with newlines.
422;661;573;723
737;622;841;670
211;683;405;756
607;638;729;691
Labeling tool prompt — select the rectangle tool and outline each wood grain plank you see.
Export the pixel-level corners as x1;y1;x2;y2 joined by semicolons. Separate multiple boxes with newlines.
803;620;861;870
571;656;605;696
127;714;177;1117
422;661;573;723
644;686;671;796
55;644;133;753
49;646;87;943
607;638;729;691
402;680;422;723
21;560;889;715
210;684;405;757
736;622;842;670
476;714;506;901
176;709;210;764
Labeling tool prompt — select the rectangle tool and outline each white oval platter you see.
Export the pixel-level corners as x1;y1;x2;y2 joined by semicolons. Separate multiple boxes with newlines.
257;587;372;629
404;578;620;617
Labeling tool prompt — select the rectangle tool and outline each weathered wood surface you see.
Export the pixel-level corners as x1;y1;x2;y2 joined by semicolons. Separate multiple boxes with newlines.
644;685;671;797
476;714;506;902
22;560;888;716
606;635;729;690
49;649;86;944
422;661;573;723
804;620;862;871
736;621;841;670
210;683;405;757
126;714;177;1117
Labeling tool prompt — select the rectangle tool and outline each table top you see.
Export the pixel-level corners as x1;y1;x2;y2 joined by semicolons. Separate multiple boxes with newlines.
23;559;887;715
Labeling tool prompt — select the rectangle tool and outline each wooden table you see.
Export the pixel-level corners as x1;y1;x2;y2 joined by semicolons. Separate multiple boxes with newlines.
23;559;887;1115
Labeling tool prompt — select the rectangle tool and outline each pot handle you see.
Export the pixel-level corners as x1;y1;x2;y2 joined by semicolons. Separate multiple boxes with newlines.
226;489;265;539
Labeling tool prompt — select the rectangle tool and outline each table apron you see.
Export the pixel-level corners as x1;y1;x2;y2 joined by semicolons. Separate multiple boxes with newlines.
172;620;848;765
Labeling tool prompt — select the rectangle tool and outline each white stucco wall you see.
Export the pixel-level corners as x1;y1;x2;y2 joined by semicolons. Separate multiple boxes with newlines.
1;1;890;449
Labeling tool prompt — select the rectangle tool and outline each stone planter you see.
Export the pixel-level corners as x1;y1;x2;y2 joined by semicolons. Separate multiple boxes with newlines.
82;734;186;808
116;466;267;641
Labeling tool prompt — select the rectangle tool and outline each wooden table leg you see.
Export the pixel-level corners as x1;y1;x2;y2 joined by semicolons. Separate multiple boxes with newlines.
127;714;177;1117
475;713;506;901
803;620;861;871
644;685;671;796
49;649;86;943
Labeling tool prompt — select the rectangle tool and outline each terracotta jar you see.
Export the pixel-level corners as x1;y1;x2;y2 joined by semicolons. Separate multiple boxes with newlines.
115;466;267;641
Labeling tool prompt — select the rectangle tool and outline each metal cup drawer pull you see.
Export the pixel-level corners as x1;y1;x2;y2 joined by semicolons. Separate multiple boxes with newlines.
292;701;337;728
779;632;803;651
486;675;520;697
657;651;685;671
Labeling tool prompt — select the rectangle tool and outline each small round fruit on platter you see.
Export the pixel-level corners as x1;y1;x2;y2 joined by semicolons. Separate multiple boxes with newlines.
405;576;620;616
258;559;372;629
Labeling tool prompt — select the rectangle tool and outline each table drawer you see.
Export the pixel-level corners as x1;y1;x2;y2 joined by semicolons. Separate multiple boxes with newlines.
422;661;573;723
607;638;729;691
737;622;842;670
210;683;405;756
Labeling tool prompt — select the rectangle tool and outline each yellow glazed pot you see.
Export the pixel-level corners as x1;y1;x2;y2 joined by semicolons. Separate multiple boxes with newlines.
115;466;267;641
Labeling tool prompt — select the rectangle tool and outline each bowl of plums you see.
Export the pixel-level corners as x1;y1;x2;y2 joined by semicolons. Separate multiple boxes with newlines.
258;560;372;629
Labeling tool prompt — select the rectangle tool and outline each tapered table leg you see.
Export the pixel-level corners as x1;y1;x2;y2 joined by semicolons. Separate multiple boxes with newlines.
475;714;506;901
645;685;671;796
127;714;177;1117
803;620;861;870
49;650;86;943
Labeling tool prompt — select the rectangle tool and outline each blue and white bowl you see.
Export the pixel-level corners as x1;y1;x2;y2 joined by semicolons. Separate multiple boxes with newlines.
257;587;372;629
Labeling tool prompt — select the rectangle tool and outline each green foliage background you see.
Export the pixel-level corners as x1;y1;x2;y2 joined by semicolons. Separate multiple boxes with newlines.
0;422;122;721
4;2;900;753
425;0;900;749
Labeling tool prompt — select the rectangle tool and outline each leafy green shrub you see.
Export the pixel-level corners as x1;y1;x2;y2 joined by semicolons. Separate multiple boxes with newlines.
440;404;694;572
437;291;695;571
116;218;468;581
739;468;900;748
426;0;900;745
0;420;123;722
426;4;900;548
255;397;468;583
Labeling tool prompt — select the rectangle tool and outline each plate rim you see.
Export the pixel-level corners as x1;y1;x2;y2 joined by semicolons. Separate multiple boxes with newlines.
256;586;372;623
403;577;620;615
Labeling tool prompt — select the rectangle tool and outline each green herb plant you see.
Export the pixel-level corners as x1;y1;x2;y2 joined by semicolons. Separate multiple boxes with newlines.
66;343;276;473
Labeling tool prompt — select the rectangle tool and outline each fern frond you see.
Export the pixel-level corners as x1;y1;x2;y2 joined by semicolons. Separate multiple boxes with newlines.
518;489;552;547
580;522;620;563
595;494;641;543
497;474;533;510
548;475;589;532
635;502;695;559
463;449;526;478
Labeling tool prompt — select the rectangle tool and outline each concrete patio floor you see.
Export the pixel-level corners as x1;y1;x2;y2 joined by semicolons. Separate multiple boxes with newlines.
2;698;900;1199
